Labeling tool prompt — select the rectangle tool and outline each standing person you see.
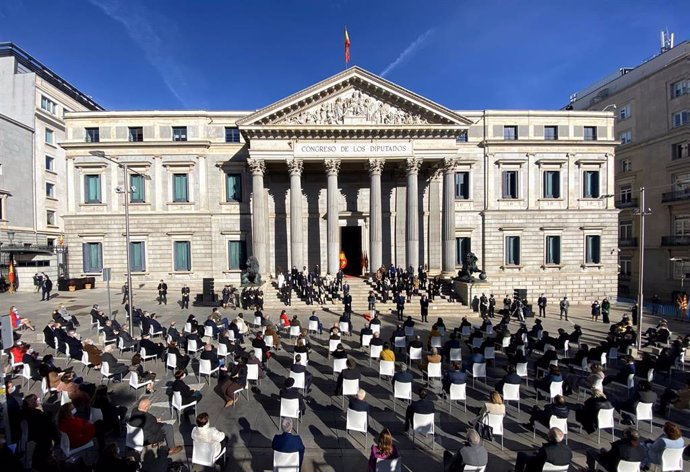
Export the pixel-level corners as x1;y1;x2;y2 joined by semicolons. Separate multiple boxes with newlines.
488;294;496;318
538;293;547;318
479;293;488;318
367;291;376;313
368;428;400;472
420;294;429;322
180;284;190;310
591;299;601;321
559;296;569;321
631;303;638;326
601;297;611;324
121;282;129;304
42;275;53;301
157;279;168;305
396;293;405;321
33;272;43;294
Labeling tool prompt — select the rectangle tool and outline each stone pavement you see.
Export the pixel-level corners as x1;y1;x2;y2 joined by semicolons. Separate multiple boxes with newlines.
2;287;689;472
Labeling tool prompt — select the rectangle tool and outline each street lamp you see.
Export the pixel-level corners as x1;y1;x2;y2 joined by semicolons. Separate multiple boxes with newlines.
89;150;149;334
632;187;652;350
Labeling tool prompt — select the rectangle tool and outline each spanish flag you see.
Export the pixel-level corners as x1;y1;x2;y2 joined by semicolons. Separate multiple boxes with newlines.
8;255;15;291
344;27;351;65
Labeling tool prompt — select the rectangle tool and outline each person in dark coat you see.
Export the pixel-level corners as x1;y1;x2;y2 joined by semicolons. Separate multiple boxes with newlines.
334;358;361;395
443;429;489;472
442;361;467;394
614;380;657;423
102;344;129;379
404;387;435;431
419;295;429;322
527;394;569;429
291;354;312;391
348;389;370;412
576;390;613;434
495;364;523;394
200;343;220;370
128;398;182;454
272;418;305;469
515;427;571;472
585;428;645;472
280;377;306;415
171;369;202;404
140;335;165;358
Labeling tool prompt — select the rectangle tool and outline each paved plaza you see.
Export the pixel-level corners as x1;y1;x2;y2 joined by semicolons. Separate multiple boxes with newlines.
3;286;689;471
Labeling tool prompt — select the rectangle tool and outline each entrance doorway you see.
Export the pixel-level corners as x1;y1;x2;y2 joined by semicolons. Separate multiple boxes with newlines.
340;226;362;276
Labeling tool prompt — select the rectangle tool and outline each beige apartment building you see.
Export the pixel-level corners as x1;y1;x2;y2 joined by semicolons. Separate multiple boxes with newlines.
59;67;618;302
570;40;690;302
0;43;102;288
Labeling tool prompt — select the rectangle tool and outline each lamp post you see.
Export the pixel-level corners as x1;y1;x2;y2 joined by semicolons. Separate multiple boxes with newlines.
633;187;652;351
89;151;148;334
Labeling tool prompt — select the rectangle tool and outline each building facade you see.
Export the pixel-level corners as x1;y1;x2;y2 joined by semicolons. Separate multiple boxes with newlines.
61;67;618;302
570;40;690;302
0;43;102;288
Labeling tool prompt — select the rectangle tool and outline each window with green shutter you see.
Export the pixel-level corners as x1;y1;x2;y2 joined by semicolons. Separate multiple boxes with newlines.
173;241;191;271
505;236;521;265
130;241;146;272
84;175;101;203
455;237;471;266
586;235;601;264
225;173;242;202
583;171;600;198
82;242;103;273
228;240;247;270
543;171;560;199
545;235;561;265
173;174;188;202
130;174;145;203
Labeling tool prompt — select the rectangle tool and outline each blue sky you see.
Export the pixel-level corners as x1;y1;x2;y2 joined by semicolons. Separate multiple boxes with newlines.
1;0;689;111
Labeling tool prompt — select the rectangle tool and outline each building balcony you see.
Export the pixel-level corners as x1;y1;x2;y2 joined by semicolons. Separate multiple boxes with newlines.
618;238;638;247
661;235;690;246
661;189;690;203
615;199;638;209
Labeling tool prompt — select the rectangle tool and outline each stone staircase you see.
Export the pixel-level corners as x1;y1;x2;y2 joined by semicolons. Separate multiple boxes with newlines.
262;275;475;319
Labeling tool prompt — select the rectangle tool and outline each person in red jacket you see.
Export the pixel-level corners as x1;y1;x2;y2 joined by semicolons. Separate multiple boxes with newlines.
57;402;95;448
9;306;35;330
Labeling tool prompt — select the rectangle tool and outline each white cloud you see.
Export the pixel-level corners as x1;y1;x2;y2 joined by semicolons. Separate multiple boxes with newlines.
87;0;192;107
380;28;436;77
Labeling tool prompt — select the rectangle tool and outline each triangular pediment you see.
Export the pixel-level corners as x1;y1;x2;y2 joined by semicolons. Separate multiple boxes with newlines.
237;66;472;129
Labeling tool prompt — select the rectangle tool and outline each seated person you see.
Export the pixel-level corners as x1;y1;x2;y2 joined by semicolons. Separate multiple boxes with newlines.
171;369;202;404
658;377;690;413
603;355;636;385
291;354;312;391
404;387;434;431
280;377;306;415
576;389;613;434
392;362;413;385
527;394;569;430
643;421;684;468
495;364;522;394
128;398;182;454
442;361;467;394
332;343;348;359
585;427;645;472
535;364;563;394
139;335;165;358
614;380;657;424
515;427;571;472
379;342;396;361
272;418;305;470
443;429;488;472
57;402;95;449
349;388;369;412
420;347;442;372
101;344;129;379
200;343;220;370
167;341;190;370
463;347;485;373
334;358;361;395
191;412;226;460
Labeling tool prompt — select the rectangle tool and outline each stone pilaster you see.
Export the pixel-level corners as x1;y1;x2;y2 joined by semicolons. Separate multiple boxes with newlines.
368;158;385;272
405;157;422;270
325;158;341;275
287;158;304;270
442;157;458;275
248;158;267;274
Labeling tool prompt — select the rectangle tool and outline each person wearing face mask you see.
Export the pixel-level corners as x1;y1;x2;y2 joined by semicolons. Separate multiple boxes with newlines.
57;402;96;448
21;394;57;469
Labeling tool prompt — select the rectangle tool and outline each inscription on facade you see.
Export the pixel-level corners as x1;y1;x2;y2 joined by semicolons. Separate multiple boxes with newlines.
294;141;412;158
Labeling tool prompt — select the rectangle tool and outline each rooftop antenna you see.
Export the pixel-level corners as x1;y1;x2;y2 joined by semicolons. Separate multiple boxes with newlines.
661;29;675;53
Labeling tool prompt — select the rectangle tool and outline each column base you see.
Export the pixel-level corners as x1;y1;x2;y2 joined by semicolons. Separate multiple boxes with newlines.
440;270;457;279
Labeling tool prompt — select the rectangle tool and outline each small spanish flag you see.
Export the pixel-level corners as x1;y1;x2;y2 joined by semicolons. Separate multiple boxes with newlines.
344;27;351;65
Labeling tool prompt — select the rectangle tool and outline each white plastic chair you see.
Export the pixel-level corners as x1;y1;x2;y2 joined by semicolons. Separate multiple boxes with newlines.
411;412;435;449
376;457;402;472
308;320;319;335
449;348;462;362
149;325;164;338
580;407;614;444
408;347;422;366
279;398;301;432
125;424;144;452
100;361;118;384
424;362;442;387
184;322;193;334
253;347;264;363
516;362;529;386
361;334;373;348
293;353;308;367
448;382;467;413
140;347;157;365
253;316;262;328
166;353;178;375
535;416;569;444
128;371;153;391
247;363;261;386
461;326;471;338
346;408;368;449
341;378;359;408
484;347;496;365
333;358;348;378
537;381;563;401
660;447;684;472
60;390;70;405
289;371;306;394
394;336;406;351
370;324;381;336
19;363;32;389
502;383;521;413
289;325;300;341
187;339;201;356
634;402;654;432
430;336;443;349
41;376;56;398
204;326;214;338
273;450;300;472
191;438;226;469
392;380;412;413
471;337;483;350
199;358;219;384
483;413;504;450
370;344;383;366
60;431;94;458
328;339;340;356
379;360;395;383
469;363;487;387
78;350;92;374
615;460;641;472
542;463;568;472
170;390;197;421
339;321;351;336
217;343;229;360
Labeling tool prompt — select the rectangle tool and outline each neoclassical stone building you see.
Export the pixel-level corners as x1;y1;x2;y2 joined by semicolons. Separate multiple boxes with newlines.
61;67;619;302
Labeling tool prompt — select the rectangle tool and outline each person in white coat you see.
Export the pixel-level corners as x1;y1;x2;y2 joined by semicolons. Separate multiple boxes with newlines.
191;412;226;458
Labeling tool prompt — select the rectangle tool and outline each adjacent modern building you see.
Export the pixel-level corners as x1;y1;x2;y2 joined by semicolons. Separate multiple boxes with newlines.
569;39;690;302
0;43;103;288
61;66;618;302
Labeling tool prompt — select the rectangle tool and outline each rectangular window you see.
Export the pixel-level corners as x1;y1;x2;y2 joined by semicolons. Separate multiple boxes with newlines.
583;126;597;141
172;173;189;202
505;236;521;265
673;172;690;192
173;241;191;271
673;111;690;128
619;184;632;203
619;104;631;120
620;159;632;172
543;171;560;199
84;174;102;203
619;130;632;145
545;235;561;265
82;242;103;273
585;235;601;264
130;241;146;272
225;173;242;202
455;172;470;199
45;128;54;144
172;126;187;142
130;174;145;203
128;127;143;142
672;142;689;160
46;182;55;198
228;241;247;270
455;237;471;266
40;96;57;114
674;215;690;236
503;125;518;141
45;155;54;171
46;210;55;226
456;132;468;143
620;221;633;240
502;170;519;199
620;258;632;276
224;127;241;143
583;170;600;198
671;80;689;98
85;127;100;143
544;125;558;140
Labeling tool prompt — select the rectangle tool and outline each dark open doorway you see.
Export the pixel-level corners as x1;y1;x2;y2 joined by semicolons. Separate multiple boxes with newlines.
340;226;362;276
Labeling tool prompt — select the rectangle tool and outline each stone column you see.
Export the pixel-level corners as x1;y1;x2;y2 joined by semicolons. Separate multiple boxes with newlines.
405;158;422;270
325;158;341;275
368;158;385;272
247;158;267;274
287;158;304;270
442;157;458;275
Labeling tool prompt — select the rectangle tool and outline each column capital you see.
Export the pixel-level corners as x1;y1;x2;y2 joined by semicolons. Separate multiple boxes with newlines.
324;158;341;176
368;158;385;176
405;157;422;176
441;157;458;174
247;158;266;176
286;158;304;176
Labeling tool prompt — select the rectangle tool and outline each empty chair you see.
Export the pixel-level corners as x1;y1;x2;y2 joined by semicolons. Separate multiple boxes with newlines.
199;358;219;384
170;390;197;421
345;408;368;449
339;321;351;336
407;346;422;366
502;383;521;413
633;402;654;432
392;380;412;413
279;398;301;432
411;412;435;450
448;382;467;414
469;363;487;387
483;413;504;450
192;438;226;470
379;360;395;383
289;325;300;341
125;424;144;452
361;333;373;349
273;450;300;472
424;362;442;387
449;348;462;362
